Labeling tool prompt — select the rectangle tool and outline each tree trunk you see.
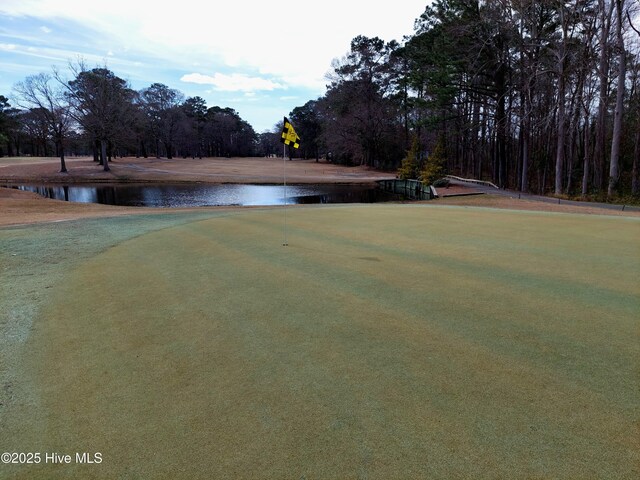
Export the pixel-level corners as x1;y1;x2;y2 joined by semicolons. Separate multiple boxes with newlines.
555;6;568;195
631;126;640;195
521;126;529;193
594;0;614;191
567;77;584;194
101;139;110;172
471;90;480;178
608;0;626;198
57;138;67;173
582;118;591;197
555;74;566;195
495;66;507;188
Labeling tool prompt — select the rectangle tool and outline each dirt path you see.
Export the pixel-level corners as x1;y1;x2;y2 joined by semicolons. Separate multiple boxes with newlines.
434;194;640;217
445;177;640;213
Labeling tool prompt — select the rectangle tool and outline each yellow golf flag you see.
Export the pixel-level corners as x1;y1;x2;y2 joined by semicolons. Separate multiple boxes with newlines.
280;117;300;148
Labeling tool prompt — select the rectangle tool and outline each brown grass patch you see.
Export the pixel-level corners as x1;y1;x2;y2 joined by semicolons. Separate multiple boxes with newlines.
0;156;393;185
434;194;640;217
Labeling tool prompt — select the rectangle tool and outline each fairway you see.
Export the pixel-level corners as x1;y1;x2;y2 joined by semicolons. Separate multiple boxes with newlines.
1;205;638;479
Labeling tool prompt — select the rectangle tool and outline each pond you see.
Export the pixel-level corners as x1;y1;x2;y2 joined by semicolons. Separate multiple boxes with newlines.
8;183;396;207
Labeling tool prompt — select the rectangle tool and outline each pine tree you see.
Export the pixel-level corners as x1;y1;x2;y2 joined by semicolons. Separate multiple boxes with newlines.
420;136;446;185
397;136;419;179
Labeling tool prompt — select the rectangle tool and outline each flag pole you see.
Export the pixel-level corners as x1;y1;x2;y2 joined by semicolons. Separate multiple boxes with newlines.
281;117;298;247
283;143;288;246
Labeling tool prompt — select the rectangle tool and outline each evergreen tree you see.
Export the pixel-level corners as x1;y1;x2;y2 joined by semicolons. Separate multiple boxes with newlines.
420;136;447;185
397;136;419;179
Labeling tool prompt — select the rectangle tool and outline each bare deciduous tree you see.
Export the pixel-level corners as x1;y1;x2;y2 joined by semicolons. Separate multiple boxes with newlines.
13;73;73;172
58;61;135;172
608;0;628;197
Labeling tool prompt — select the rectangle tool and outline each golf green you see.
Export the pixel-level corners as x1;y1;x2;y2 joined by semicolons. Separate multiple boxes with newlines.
1;205;638;479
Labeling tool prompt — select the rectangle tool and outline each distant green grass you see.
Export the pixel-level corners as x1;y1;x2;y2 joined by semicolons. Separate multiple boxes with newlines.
1;205;638;479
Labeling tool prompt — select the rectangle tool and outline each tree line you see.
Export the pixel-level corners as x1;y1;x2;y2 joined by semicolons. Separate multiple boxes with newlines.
288;0;640;198
0;62;260;172
1;1;638;199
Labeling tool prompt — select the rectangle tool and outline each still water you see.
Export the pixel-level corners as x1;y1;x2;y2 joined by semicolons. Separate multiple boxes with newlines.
10;183;394;207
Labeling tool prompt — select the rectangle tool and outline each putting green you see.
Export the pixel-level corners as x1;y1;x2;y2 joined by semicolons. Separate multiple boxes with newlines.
1;205;638;479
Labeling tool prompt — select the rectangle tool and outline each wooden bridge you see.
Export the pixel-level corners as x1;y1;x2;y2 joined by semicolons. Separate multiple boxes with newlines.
377;179;434;200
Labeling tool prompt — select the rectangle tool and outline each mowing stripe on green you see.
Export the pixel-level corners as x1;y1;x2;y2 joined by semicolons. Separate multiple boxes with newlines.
1;205;638;479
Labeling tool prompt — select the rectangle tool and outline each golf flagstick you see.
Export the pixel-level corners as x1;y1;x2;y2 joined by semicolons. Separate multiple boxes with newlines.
280;117;299;247
283;143;288;246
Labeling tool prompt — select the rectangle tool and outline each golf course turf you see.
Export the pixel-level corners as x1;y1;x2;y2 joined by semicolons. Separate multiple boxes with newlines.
1;204;638;478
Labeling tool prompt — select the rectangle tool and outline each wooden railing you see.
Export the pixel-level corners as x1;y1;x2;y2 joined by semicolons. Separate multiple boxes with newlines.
377;179;434;200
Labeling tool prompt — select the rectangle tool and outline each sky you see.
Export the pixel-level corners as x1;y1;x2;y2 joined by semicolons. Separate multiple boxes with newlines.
0;0;429;132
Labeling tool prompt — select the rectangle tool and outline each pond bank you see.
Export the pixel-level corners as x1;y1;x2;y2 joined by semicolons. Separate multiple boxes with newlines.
0;156;395;186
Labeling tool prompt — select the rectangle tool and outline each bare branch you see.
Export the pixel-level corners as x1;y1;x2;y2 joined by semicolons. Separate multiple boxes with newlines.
628;9;640;37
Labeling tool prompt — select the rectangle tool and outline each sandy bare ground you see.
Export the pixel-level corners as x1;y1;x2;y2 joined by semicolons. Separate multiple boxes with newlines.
0;155;394;185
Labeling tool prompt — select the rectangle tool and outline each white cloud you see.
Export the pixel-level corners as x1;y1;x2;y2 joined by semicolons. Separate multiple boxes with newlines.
39;26;52;33
180;72;284;92
0;0;428;130
0;0;427;92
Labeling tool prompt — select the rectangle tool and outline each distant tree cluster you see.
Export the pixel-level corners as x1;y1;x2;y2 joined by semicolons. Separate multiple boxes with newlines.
287;0;640;198
1;62;258;172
